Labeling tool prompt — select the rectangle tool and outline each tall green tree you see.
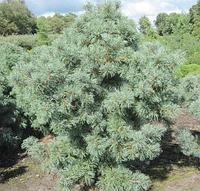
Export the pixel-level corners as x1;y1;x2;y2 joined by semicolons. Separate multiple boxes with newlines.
139;16;157;38
155;13;169;35
189;0;200;39
155;13;190;36
11;2;183;190
0;0;36;36
139;16;152;35
37;13;76;35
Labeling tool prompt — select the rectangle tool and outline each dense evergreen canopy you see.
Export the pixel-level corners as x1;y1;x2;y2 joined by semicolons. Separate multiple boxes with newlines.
0;42;24;150
155;13;190;36
10;2;184;191
0;0;36;36
37;13;77;34
0;0;200;190
139;16;157;38
189;0;200;39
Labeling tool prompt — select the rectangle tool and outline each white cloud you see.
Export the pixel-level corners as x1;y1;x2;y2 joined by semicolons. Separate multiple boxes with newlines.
121;0;186;22
40;12;56;17
27;0;196;22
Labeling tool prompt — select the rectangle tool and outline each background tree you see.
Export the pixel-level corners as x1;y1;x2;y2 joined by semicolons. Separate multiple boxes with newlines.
139;16;157;38
139;16;152;35
36;17;50;45
155;13;190;36
36;13;76;35
3;0;25;3
189;0;200;39
0;0;36;36
155;13;169;35
174;13;190;34
36;13;76;45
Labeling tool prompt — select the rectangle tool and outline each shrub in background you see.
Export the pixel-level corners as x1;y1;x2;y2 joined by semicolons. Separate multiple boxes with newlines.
0;34;37;49
0;42;25;152
138;16;157;39
178;75;200;158
37;13;76;35
180;75;200;119
13;2;183;191
0;34;60;49
0;0;36;36
21;136;46;161
176;64;200;78
159;34;200;65
36;31;51;46
176;128;200;158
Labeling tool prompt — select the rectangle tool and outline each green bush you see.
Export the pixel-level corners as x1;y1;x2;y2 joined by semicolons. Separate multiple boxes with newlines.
37;13;76;35
97;167;151;191
21;137;45;161
0;42;25;151
0;128;21;151
178;75;200;158
0;42;23;125
187;51;200;65
36;31;50;46
0;0;36;36
176;128;200;158
180;75;200;119
0;34;60;49
159;34;200;65
0;35;37;49
177;64;200;78
11;2;183;191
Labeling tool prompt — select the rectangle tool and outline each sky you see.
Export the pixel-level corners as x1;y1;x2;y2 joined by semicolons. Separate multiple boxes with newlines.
24;0;197;22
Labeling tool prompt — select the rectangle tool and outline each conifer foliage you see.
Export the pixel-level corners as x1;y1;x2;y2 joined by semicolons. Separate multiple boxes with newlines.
176;128;200;158
11;2;182;190
177;75;200;158
180;76;200;120
0;42;24;149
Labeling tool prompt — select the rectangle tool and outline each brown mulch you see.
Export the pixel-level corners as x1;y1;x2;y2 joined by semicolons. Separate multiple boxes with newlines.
174;109;200;131
158;173;200;191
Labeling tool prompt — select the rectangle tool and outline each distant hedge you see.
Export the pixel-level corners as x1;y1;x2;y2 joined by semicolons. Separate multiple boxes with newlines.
0;0;37;36
177;64;200;78
0;34;60;49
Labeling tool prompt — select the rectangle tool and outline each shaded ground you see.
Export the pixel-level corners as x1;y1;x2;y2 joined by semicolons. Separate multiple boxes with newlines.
0;109;200;191
147;141;200;191
151;165;200;191
1;155;200;191
0;153;57;191
148;109;200;191
175;108;200;131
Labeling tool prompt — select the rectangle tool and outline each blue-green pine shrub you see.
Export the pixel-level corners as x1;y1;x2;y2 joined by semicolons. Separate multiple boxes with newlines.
180;75;200;119
0;42;25;151
178;75;200;158
0;128;20;149
13;2;183;191
176;128;200;158
0;34;60;50
21;136;46;161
